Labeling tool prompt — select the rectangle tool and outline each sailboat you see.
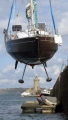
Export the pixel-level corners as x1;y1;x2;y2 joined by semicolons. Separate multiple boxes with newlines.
3;0;62;83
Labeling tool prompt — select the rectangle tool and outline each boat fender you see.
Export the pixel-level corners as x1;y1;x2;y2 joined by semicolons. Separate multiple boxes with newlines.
54;35;62;46
12;34;15;38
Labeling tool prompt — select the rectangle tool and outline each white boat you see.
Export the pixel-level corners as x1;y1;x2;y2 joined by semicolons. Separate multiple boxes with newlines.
21;91;31;97
3;0;62;83
41;88;50;96
3;0;62;70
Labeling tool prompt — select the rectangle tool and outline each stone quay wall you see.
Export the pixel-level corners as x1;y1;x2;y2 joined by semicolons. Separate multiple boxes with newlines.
50;66;68;114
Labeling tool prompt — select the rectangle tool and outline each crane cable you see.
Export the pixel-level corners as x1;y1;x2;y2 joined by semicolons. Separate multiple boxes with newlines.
7;0;15;31
49;0;57;34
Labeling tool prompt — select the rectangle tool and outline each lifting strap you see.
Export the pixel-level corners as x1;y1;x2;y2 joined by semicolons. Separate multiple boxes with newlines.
49;0;57;34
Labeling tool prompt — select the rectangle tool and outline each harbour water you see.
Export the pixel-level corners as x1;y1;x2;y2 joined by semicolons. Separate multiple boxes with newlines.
0;93;68;120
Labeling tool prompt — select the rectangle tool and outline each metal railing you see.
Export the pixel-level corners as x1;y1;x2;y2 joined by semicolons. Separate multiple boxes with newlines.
27;23;58;36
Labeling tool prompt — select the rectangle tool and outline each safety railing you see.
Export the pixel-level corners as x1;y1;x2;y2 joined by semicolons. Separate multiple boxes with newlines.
27;23;58;36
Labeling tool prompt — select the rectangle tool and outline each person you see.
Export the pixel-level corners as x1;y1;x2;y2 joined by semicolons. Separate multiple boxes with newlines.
37;93;46;105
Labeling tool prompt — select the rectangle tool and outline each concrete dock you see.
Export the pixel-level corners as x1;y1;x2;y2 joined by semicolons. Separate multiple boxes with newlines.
21;101;56;114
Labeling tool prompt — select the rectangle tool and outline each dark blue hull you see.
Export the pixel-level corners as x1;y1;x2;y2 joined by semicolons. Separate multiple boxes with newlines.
5;36;58;65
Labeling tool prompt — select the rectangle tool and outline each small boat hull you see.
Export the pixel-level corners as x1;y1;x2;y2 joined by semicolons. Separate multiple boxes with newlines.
41;93;50;96
5;36;58;65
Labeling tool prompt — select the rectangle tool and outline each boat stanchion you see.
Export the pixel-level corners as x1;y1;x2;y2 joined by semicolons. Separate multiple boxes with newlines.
43;63;52;82
15;60;18;69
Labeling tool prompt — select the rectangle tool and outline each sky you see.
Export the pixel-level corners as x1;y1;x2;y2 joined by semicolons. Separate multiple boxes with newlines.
0;0;68;89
